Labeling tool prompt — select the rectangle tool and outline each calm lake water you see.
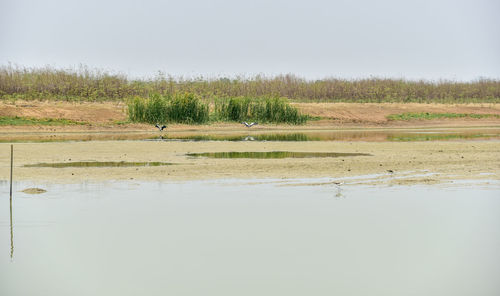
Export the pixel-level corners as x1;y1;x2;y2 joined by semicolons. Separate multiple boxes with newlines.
1;179;499;296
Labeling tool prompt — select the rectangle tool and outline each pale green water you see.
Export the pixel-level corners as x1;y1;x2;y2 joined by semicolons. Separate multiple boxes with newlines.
1;179;499;296
186;151;371;158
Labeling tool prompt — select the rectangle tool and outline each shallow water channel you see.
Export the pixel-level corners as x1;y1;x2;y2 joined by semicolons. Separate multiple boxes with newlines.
2;127;499;143
1;179;499;296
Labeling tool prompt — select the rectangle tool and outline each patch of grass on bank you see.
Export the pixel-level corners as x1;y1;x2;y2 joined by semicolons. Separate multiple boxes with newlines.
387;112;500;121
0;116;85;126
2;65;500;103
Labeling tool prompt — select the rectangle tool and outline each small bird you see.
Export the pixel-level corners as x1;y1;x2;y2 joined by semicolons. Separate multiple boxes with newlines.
242;122;258;127
155;124;166;131
243;136;255;141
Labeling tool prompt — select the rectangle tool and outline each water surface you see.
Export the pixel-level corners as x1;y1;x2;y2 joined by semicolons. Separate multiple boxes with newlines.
0;180;499;296
187;151;371;158
2;128;499;143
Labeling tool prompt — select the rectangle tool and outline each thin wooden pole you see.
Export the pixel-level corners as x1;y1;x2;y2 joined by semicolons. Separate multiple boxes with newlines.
10;192;13;259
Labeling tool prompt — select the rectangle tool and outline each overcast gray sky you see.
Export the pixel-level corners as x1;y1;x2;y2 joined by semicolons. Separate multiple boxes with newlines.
1;0;499;80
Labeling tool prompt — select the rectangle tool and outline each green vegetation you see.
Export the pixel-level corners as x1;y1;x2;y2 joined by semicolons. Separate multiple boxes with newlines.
24;161;173;168
0;116;84;126
129;95;307;124
387;112;500;121
128;93;209;124
186;151;371;159
1;65;499;103
214;97;308;124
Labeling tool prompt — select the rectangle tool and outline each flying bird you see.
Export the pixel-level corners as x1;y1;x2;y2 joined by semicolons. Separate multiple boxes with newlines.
155;124;167;131
242;122;258;127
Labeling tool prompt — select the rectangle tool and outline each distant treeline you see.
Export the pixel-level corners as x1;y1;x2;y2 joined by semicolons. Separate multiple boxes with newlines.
1;65;499;103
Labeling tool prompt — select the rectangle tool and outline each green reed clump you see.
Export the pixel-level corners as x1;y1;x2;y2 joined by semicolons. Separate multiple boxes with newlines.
252;97;308;124
214;97;251;121
128;93;209;124
214;97;307;124
127;94;168;123
167;93;209;124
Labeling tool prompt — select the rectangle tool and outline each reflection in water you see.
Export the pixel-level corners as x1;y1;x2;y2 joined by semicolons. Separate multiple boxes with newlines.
162;130;500;142
334;183;345;198
10;194;14;260
187;151;372;159
1;128;499;143
161;133;318;142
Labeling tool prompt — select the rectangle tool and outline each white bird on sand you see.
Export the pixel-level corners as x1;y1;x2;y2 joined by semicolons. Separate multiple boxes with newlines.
155;124;167;131
242;122;258;127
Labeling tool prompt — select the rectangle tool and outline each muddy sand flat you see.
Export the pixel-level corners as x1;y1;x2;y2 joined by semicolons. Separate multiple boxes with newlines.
1;140;498;184
1;101;499;184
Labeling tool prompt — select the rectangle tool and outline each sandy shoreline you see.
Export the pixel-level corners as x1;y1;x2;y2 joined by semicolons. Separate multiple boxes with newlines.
1;140;498;185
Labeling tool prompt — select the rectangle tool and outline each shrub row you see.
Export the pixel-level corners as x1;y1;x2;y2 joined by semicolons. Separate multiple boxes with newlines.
1;65;499;102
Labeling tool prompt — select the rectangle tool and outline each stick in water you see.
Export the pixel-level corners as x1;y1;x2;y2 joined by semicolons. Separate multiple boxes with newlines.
10;144;14;259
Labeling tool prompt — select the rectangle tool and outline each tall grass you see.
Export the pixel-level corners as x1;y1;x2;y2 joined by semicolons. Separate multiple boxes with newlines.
167;93;209;123
1;65;500;103
214;97;308;124
129;95;306;124
128;93;209;124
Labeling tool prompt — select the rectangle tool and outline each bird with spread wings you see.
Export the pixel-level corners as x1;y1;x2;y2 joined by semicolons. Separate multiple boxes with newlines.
155;123;167;131
242;122;258;127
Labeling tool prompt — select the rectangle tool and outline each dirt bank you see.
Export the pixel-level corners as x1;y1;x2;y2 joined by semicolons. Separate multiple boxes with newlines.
1;140;498;184
0;101;499;133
